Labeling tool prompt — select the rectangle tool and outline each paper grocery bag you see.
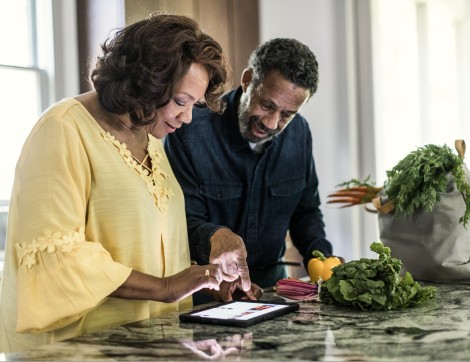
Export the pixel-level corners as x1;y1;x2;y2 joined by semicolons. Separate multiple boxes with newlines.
378;168;470;284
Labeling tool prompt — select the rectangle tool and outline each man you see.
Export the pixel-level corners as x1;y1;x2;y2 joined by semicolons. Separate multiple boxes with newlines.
165;38;335;298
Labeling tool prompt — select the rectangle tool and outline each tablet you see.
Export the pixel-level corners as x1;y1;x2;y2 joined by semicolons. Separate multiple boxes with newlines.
179;300;299;327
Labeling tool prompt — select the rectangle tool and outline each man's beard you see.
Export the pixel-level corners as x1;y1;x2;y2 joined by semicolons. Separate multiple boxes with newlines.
238;102;280;144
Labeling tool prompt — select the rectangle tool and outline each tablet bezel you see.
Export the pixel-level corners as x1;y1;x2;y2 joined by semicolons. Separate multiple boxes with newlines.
178;299;300;327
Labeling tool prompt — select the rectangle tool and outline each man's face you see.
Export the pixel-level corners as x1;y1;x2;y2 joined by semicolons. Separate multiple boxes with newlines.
238;71;310;144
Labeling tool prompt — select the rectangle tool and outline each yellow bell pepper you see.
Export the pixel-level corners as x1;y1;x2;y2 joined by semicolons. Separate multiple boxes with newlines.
308;250;341;283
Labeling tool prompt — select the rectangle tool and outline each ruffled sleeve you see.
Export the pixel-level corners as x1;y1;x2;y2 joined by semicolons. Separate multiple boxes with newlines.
10;110;132;333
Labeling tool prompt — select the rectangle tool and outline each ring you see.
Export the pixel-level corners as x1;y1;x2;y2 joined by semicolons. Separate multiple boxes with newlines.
205;269;210;277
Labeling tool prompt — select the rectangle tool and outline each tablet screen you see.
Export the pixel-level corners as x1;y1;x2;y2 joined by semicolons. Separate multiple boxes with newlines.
179;300;299;327
193;301;289;320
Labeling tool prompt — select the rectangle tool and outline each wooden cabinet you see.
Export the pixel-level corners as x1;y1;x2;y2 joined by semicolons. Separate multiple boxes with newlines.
125;0;259;88
77;0;260;92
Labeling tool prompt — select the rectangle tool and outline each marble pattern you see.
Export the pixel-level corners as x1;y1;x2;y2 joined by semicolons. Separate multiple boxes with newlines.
5;283;470;361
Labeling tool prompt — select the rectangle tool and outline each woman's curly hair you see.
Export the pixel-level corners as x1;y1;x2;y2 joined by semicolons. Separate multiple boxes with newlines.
90;12;231;125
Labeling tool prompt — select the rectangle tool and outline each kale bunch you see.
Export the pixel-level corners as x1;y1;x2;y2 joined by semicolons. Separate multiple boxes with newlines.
319;242;436;310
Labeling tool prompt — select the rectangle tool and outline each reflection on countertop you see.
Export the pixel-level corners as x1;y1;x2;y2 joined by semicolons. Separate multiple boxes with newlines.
4;282;470;361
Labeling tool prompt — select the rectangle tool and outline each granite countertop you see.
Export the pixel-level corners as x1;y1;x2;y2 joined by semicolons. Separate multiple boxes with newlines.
5;282;470;361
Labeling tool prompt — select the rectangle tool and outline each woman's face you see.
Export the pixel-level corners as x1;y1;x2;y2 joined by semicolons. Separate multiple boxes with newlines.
148;62;209;139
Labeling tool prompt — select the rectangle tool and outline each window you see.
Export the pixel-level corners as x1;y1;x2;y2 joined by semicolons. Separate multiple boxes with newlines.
0;0;44;268
0;0;79;200
0;0;43;202
0;0;79;269
342;0;470;258
371;0;470;184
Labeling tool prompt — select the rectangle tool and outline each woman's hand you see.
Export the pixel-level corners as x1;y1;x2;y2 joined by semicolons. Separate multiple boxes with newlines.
111;264;223;303
160;264;224;303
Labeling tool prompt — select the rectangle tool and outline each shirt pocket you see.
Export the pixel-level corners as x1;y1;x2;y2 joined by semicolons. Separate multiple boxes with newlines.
200;182;243;200
269;177;306;197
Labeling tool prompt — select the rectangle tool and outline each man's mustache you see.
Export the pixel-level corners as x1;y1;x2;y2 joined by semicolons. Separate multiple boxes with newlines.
250;117;278;136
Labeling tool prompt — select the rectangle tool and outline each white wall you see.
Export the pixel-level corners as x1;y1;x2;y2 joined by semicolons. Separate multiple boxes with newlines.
259;0;378;261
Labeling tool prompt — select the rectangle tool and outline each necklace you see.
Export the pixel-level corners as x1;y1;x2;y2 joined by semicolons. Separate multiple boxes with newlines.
132;153;152;173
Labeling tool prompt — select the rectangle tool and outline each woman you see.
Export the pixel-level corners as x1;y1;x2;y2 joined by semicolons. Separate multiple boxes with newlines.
0;13;230;353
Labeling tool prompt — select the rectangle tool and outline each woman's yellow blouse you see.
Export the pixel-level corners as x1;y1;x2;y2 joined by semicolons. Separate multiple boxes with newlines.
0;98;191;352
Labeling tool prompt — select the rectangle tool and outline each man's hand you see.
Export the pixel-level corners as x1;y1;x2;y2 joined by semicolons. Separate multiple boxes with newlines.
202;279;264;302
209;228;251;291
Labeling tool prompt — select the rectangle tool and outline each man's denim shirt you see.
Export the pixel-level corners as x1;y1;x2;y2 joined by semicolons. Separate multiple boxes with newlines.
164;87;332;271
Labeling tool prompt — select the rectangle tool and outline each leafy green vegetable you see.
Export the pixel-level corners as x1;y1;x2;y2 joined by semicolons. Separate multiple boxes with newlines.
336;175;377;189
319;242;436;310
384;144;470;227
